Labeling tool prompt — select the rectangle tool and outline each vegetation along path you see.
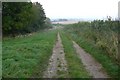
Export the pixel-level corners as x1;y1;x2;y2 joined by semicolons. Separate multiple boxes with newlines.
2;2;119;78
73;41;110;78
43;30;110;78
43;32;68;78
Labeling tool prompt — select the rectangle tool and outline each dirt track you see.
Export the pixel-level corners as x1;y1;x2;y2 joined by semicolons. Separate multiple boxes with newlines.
43;33;68;78
73;41;109;78
43;32;110;78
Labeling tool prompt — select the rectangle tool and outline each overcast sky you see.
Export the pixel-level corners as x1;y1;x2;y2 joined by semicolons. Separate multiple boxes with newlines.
31;0;119;20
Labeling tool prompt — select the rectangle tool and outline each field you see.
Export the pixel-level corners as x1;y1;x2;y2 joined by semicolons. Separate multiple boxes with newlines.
2;1;119;79
2;21;119;78
2;30;57;78
52;20;79;24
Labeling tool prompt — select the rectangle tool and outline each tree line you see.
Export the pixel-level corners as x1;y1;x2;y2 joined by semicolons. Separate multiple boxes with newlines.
2;2;52;37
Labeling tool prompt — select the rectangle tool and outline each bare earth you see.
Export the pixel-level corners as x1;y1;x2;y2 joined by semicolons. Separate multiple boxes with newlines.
43;33;68;78
52;20;79;24
43;32;110;78
73;41;109;78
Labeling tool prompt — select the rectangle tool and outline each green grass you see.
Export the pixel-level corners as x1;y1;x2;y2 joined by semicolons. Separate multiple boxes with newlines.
60;31;90;78
69;32;119;78
2;30;57;78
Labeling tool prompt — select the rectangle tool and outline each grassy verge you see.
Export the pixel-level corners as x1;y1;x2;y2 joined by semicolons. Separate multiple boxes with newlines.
2;30;57;78
68;32;119;78
60;31;90;78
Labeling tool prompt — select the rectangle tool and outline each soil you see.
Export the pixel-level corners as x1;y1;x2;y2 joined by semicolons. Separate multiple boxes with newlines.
43;32;110;78
73;41;110;78
43;33;68;78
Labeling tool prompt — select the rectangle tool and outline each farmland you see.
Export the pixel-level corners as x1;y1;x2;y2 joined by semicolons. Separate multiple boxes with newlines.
1;1;119;79
2;30;57;77
2;21;119;78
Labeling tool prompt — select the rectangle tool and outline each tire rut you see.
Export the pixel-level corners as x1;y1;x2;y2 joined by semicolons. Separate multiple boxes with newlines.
43;32;68;78
73;41;110;78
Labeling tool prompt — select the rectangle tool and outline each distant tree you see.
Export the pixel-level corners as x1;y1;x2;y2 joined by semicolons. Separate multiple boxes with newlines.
2;2;47;36
44;17;52;28
27;2;46;32
2;2;33;36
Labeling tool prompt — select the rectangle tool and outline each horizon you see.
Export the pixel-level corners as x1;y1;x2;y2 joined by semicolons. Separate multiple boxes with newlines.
31;0;119;20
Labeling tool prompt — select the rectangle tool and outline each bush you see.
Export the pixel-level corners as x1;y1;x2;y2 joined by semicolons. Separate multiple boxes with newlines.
64;19;119;63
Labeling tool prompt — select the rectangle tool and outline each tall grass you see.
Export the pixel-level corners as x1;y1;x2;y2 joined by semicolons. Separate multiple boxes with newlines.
2;30;57;78
63;20;119;78
65;20;119;63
